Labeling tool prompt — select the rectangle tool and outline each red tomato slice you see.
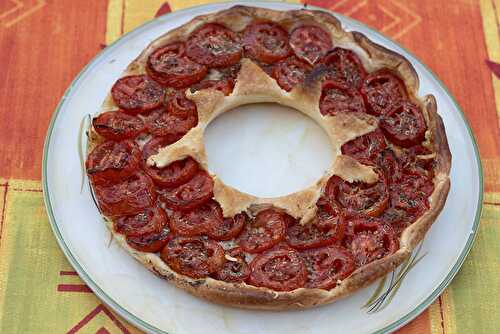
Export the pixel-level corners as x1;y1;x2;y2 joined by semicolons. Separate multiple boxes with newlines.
380;101;427;148
186;23;242;68
300;245;355;289
212;247;250;283
92;111;145;141
319;80;366;115
248;248;307;291
86;140;141;186
93;172;156;217
114;206;168;237
341;129;387;165
111;75;164;114
146;42;207;88
290;25;332;65
160;171;214;211
207;212;246;241
144;91;198;141
325;173;389;217
160;236;225;278
344;216;399;266
243;21;292;64
319;48;367;89
360;69;408;116
169;199;222;237
126;229;170;253
285;205;344;250
237;209;287;253
271;56;311;91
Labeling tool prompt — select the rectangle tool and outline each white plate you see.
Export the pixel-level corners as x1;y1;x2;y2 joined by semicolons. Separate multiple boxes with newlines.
42;2;483;334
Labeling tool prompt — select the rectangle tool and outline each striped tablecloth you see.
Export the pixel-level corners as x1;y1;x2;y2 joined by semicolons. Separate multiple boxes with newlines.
0;1;498;333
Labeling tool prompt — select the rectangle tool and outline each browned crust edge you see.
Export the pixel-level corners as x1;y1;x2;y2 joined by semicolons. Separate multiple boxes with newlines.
87;5;452;310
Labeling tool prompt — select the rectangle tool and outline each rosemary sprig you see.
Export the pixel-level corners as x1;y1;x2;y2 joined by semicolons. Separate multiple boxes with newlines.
363;241;427;314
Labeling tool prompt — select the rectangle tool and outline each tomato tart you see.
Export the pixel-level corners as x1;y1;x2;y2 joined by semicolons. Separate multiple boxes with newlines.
85;6;451;310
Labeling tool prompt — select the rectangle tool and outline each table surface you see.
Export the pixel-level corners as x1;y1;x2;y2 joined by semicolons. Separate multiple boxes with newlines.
0;0;498;333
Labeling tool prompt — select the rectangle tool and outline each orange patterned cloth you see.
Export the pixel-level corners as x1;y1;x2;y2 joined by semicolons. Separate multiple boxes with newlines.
0;1;498;333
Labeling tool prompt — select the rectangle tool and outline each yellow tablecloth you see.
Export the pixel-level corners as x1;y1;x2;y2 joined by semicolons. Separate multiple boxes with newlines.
0;1;498;333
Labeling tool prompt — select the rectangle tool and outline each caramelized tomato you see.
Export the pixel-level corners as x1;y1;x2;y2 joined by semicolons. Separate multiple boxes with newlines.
111;75;164;114
243;21;292;64
160;171;214;211
146;42;207;88
93;172;156;217
341;129;387;165
345;217;399;266
320;48;366;89
285;209;344;250
86;140;141;185
249;248;307;291
238;209;287;253
144;91;198;141
271;56;311;91
207;212;246;241
325;173;389;217
186;23;242;68
361;69;407;116
290;25;332;65
160;236;225;278
169;199;222;237
213;247;250;283
126;229;170;253
114;206;168;237
92;111;145;140
380;101;427;148
301;245;355;289
319;80;365;116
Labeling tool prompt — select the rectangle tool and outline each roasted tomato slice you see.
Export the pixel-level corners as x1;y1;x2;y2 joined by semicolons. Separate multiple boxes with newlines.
345;217;399;266
289;25;332;65
208;212;246;241
111;75;164;114
300;245;355;289
86;140;141;185
375;148;402;182
361;69;408;116
379;207;414;236
92;111;145;141
390;170;434;216
190;79;234;96
325;173;389;217
243;21;292;64
380;101;427;148
114;206;168;237
160;171;214;211
248;248;307;291
190;64;240;95
271;56;311;91
169;199;222;237
341;129;387;165
320;48;367;89
186;23;242;68
126;229;170;253
146;42;208;88
285;205;345;250
212;247;250;283
93;172;156;217
160;236;225;278
319;80;366;116
142;135;199;189
238;209;287;253
144;90;198;140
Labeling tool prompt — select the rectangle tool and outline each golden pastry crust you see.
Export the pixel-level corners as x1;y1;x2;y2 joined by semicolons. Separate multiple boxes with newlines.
87;5;451;310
